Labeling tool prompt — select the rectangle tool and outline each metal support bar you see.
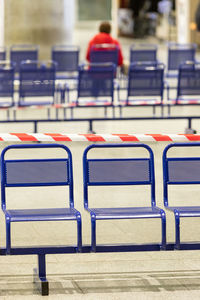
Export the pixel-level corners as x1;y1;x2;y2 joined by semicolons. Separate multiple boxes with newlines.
185;118;197;134
13;109;16;121
56;108;59;120
88;120;95;134
6;109;10;121
34;121;38;133
104;106;107;118
63;107;67;119
33;254;49;296
153;105;156;117
188;118;192;129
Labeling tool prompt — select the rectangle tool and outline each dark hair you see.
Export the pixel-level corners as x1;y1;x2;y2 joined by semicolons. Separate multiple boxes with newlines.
99;22;111;34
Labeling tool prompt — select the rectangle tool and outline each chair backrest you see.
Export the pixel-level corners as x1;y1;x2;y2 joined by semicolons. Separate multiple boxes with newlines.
130;44;157;63
168;43;196;71
1;144;74;210
83;144;156;208
10;44;39;73
19;60;56;101
77;63;115;103
0;47;6;61
128;62;165;100
0;61;15;100
90;44;119;66
177;61;200;98
163;143;200;207
51;45;79;72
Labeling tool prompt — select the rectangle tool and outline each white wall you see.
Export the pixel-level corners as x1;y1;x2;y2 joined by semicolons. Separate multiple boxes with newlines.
63;0;75;44
0;0;4;47
176;0;190;43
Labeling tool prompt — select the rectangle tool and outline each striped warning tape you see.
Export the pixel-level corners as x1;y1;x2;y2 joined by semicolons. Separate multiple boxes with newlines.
0;133;199;142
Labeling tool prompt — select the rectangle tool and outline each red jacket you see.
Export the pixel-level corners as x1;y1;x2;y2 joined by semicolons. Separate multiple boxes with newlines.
86;32;123;66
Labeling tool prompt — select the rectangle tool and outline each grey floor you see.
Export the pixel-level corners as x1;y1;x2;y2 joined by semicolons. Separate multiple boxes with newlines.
1;26;200;299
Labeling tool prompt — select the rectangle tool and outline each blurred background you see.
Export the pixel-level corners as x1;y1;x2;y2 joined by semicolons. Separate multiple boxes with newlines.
1;0;200;60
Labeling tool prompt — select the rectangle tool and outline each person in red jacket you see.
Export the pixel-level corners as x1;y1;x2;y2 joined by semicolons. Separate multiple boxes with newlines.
86;21;124;66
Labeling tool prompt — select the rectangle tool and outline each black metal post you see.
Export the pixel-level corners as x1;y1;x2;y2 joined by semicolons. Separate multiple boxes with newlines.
34;121;38;133
33;254;49;296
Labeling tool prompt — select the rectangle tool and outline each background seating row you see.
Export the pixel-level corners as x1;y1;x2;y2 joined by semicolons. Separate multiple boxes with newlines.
0;42;197;77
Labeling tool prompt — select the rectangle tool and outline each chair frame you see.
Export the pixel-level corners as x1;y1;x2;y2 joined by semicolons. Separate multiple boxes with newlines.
127;62;165;106
0;60;15;107
51;45;80;80
1;143;82;254
77;62;116;107
0;46;6;61
176;61;200;103
167;42;196;77
90;43;119;66
10;44;39;73
163;142;200;249
130;44;157;63
83;143;166;252
18;60;57;106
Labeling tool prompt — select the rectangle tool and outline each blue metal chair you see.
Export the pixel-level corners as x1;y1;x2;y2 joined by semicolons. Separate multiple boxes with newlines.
19;60;57;106
90;44;119;66
126;62;165;105
77;63;116;106
1;143;82;254
176;61;200;103
0;47;6;61
0;61;15;107
51;45;79;80
167;43;196;77
130;44;157;63
10;44;39;73
163;143;200;249
83;143;166;252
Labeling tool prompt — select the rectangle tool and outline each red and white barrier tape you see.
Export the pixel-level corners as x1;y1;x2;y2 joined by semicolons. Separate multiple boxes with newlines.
0;133;199;142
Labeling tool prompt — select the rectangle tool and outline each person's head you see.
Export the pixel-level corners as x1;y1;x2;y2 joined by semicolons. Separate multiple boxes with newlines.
99;22;111;34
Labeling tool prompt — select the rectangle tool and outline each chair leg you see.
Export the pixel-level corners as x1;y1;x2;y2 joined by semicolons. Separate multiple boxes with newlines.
160;210;166;250
174;211;180;250
76;213;82;253
6;217;11;254
91;214;96;252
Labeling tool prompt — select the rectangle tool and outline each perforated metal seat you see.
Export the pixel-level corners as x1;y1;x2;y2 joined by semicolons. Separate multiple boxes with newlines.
176;61;200;102
51;45;79;80
1;144;82;254
86;207;164;220
90;44;119;66
18;60;57;106
163;143;200;249
0;61;15;107
83;144;166;252
77;63;116;106
126;62;165;105
166;43;196;77
130;44;157;63
5;208;80;222
10;44;38;73
0;47;6;61
167;207;200;217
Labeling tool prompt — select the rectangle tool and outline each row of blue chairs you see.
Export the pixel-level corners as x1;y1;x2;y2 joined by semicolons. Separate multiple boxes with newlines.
0;43;197;77
0;59;199;108
1;142;200;255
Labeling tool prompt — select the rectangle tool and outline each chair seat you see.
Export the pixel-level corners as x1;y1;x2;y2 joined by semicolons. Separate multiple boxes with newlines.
165;71;178;78
19;100;54;107
167;206;200;217
87;207;163;220
56;73;78;80
4;208;80;222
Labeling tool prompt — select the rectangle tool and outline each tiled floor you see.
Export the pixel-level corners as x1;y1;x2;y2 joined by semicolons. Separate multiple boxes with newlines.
1;26;200;299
